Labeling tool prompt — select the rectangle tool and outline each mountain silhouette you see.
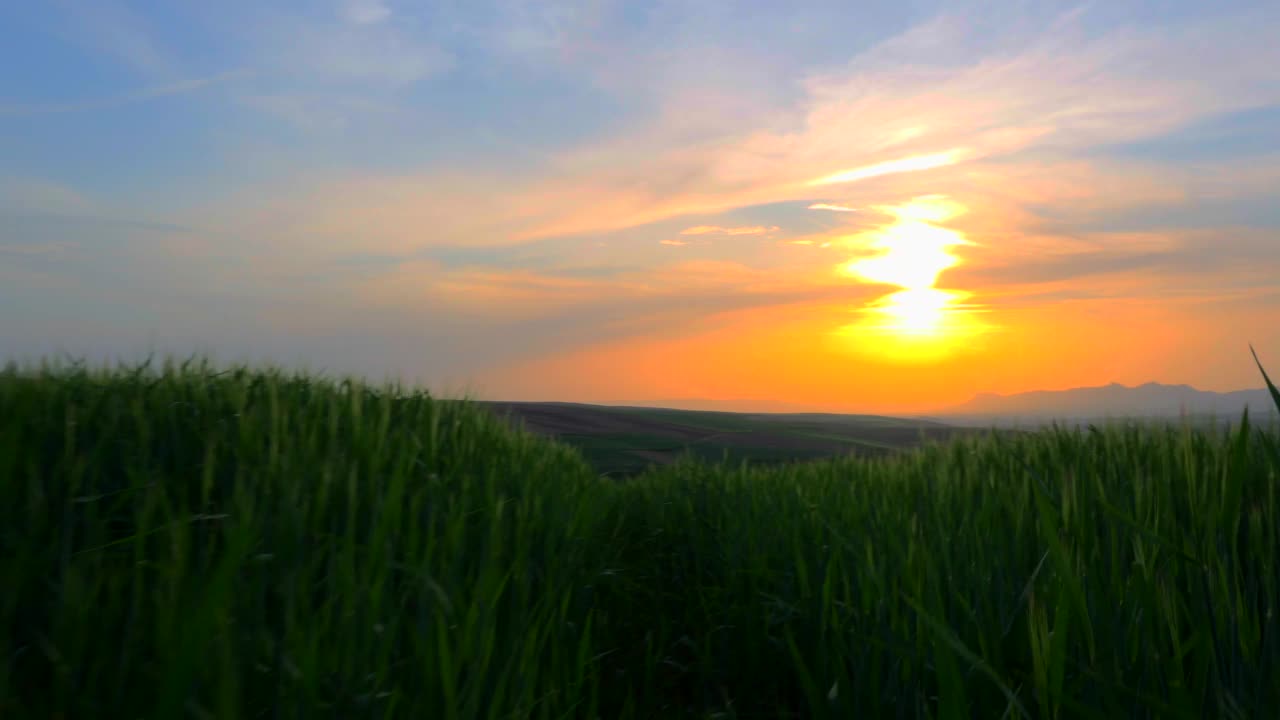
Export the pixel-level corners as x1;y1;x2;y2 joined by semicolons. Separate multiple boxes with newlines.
939;382;1276;423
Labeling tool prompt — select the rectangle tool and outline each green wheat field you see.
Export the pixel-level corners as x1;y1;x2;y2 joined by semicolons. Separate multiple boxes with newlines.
3;351;1279;719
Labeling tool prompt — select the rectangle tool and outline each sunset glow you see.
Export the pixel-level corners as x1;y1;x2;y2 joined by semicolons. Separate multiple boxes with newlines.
841;221;967;290
3;1;1278;413
870;288;967;338
808;150;968;187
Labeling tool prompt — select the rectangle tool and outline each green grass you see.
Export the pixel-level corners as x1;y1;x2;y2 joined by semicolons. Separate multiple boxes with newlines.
2;353;1279;718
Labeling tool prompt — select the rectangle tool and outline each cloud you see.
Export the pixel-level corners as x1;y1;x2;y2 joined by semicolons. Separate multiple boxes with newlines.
498;5;1280;240
10;2;1280;406
54;0;176;78
188;173;531;257
291;31;452;87
0;71;250;116
0;177;101;215
952;226;1280;299
245;7;453;88
680;225;780;236
807;149;969;186
308;256;865;382
783;239;834;248
355;256;853;322
480;0;596;55
235;92;393;132
0;241;80;260
190;5;1280;255
341;0;392;26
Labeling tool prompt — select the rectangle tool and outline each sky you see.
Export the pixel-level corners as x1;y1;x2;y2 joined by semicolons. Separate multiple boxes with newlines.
2;0;1279;414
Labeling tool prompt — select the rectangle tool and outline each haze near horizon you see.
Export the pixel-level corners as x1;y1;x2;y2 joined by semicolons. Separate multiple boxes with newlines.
3;0;1278;414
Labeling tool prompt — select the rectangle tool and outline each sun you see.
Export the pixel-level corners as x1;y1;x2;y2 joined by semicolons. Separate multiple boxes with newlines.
871;288;963;338
832;195;992;360
840;195;971;294
841;221;970;290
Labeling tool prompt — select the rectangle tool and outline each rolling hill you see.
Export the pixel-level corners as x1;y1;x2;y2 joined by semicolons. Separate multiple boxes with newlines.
480;401;984;476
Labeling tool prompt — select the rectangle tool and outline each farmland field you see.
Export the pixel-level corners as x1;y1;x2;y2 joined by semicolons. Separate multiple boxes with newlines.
3;357;1280;718
481;401;988;476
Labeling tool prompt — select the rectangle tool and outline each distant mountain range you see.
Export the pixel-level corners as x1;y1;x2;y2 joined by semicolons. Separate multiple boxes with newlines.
936;382;1278;425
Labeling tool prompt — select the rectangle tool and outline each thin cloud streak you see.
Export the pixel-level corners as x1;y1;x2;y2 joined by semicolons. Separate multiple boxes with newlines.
807;149;969;186
0;70;251;116
242;6;455;89
52;0;178;78
680;225;780;236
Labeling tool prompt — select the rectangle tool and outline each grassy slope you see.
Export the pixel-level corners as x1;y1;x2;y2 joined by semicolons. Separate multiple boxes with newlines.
3;358;1280;718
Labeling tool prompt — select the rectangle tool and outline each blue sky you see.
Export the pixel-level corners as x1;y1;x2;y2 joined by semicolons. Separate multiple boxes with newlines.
3;0;1279;411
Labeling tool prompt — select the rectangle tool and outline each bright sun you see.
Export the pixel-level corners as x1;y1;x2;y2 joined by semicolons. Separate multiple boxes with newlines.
833;195;991;360
841;221;969;290
871;288;965;337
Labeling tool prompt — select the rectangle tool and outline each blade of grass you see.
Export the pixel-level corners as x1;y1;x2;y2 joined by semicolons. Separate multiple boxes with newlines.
1250;345;1280;414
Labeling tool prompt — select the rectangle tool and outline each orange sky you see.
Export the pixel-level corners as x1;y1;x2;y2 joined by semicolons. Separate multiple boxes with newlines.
4;3;1279;412
477;194;1265;413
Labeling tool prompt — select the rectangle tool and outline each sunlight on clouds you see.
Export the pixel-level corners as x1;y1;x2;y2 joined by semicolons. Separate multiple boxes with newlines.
680;225;780;236
807;150;969;186
869;289;966;338
502;6;1280;242
840;195;970;289
808;203;858;212
832;195;993;362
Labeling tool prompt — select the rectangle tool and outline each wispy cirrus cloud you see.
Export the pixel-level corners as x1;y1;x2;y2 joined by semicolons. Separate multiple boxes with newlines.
53;0;177;78
258;14;453;87
783;239;833;247
176;2;1280;300
0;71;250;117
176;0;1280;328
234;92;394;132
0;177;102;215
807;149;968;186
341;0;392;26
383;7;1258;248
680;225;780;236
315;255;863;383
